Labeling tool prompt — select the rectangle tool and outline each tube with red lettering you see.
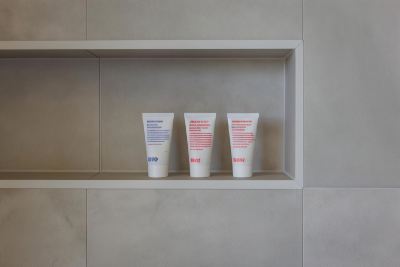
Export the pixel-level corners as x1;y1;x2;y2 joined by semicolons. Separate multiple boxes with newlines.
227;113;259;178
184;113;216;177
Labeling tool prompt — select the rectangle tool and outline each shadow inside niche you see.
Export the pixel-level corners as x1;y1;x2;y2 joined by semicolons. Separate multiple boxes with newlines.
169;113;188;171
258;117;283;171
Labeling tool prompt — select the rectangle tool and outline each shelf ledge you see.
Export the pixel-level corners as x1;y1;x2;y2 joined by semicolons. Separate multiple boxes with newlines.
0;172;301;189
0;40;302;58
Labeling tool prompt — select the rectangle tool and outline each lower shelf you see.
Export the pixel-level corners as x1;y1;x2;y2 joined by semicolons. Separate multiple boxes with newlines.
0;172;301;189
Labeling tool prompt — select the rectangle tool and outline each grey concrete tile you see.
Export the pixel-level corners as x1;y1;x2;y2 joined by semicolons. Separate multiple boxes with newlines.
304;0;400;186
0;0;85;40
88;189;302;267
87;0;301;40
0;189;86;267
304;189;400;267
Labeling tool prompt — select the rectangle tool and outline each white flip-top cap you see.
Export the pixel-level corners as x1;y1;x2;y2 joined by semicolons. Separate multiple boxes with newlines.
232;165;252;178
148;165;168;178
190;164;210;178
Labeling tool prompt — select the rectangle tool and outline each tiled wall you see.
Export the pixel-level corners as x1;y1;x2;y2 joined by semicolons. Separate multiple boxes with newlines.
0;0;400;267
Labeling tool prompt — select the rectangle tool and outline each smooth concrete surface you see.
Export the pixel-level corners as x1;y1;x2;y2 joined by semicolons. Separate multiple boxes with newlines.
0;189;86;267
0;0;400;266
101;59;285;172
87;189;302;267
304;189;400;267
87;0;301;40
304;0;400;186
0;59;99;171
0;0;85;40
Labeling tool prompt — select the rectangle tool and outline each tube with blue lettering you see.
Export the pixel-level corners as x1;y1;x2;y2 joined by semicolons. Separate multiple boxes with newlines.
142;113;174;178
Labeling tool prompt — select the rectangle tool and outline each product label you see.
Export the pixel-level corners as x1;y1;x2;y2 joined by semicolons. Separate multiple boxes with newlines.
228;114;258;169
188;120;213;151
143;114;174;166
146;120;170;146
185;114;216;170
231;120;255;149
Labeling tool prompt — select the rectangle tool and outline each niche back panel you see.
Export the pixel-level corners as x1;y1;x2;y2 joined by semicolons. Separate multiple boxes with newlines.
101;58;285;172
0;59;99;171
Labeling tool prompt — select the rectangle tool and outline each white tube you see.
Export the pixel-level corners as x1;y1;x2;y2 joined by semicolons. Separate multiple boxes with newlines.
227;113;259;178
184;113;216;177
142;113;174;178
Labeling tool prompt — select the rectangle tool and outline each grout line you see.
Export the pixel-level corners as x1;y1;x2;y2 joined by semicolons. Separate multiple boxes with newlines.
283;58;286;173
98;58;102;172
302;0;304;41
302;188;304;267
303;187;400;189
85;0;88;40
0;170;98;173
85;189;88;267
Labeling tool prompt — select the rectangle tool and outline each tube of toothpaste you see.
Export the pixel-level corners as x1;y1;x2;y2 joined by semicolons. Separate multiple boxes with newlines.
184;113;216;177
142;113;174;178
227;113;259;178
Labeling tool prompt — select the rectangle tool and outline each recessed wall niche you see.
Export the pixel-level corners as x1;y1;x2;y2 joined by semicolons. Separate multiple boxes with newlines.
0;40;303;189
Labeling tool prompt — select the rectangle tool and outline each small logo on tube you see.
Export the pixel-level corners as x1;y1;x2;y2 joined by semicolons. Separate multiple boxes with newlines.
190;158;201;163
147;156;159;162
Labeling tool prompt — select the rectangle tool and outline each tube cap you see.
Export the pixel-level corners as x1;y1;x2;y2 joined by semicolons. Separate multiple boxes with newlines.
232;164;253;178
148;165;168;178
190;164;210;178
